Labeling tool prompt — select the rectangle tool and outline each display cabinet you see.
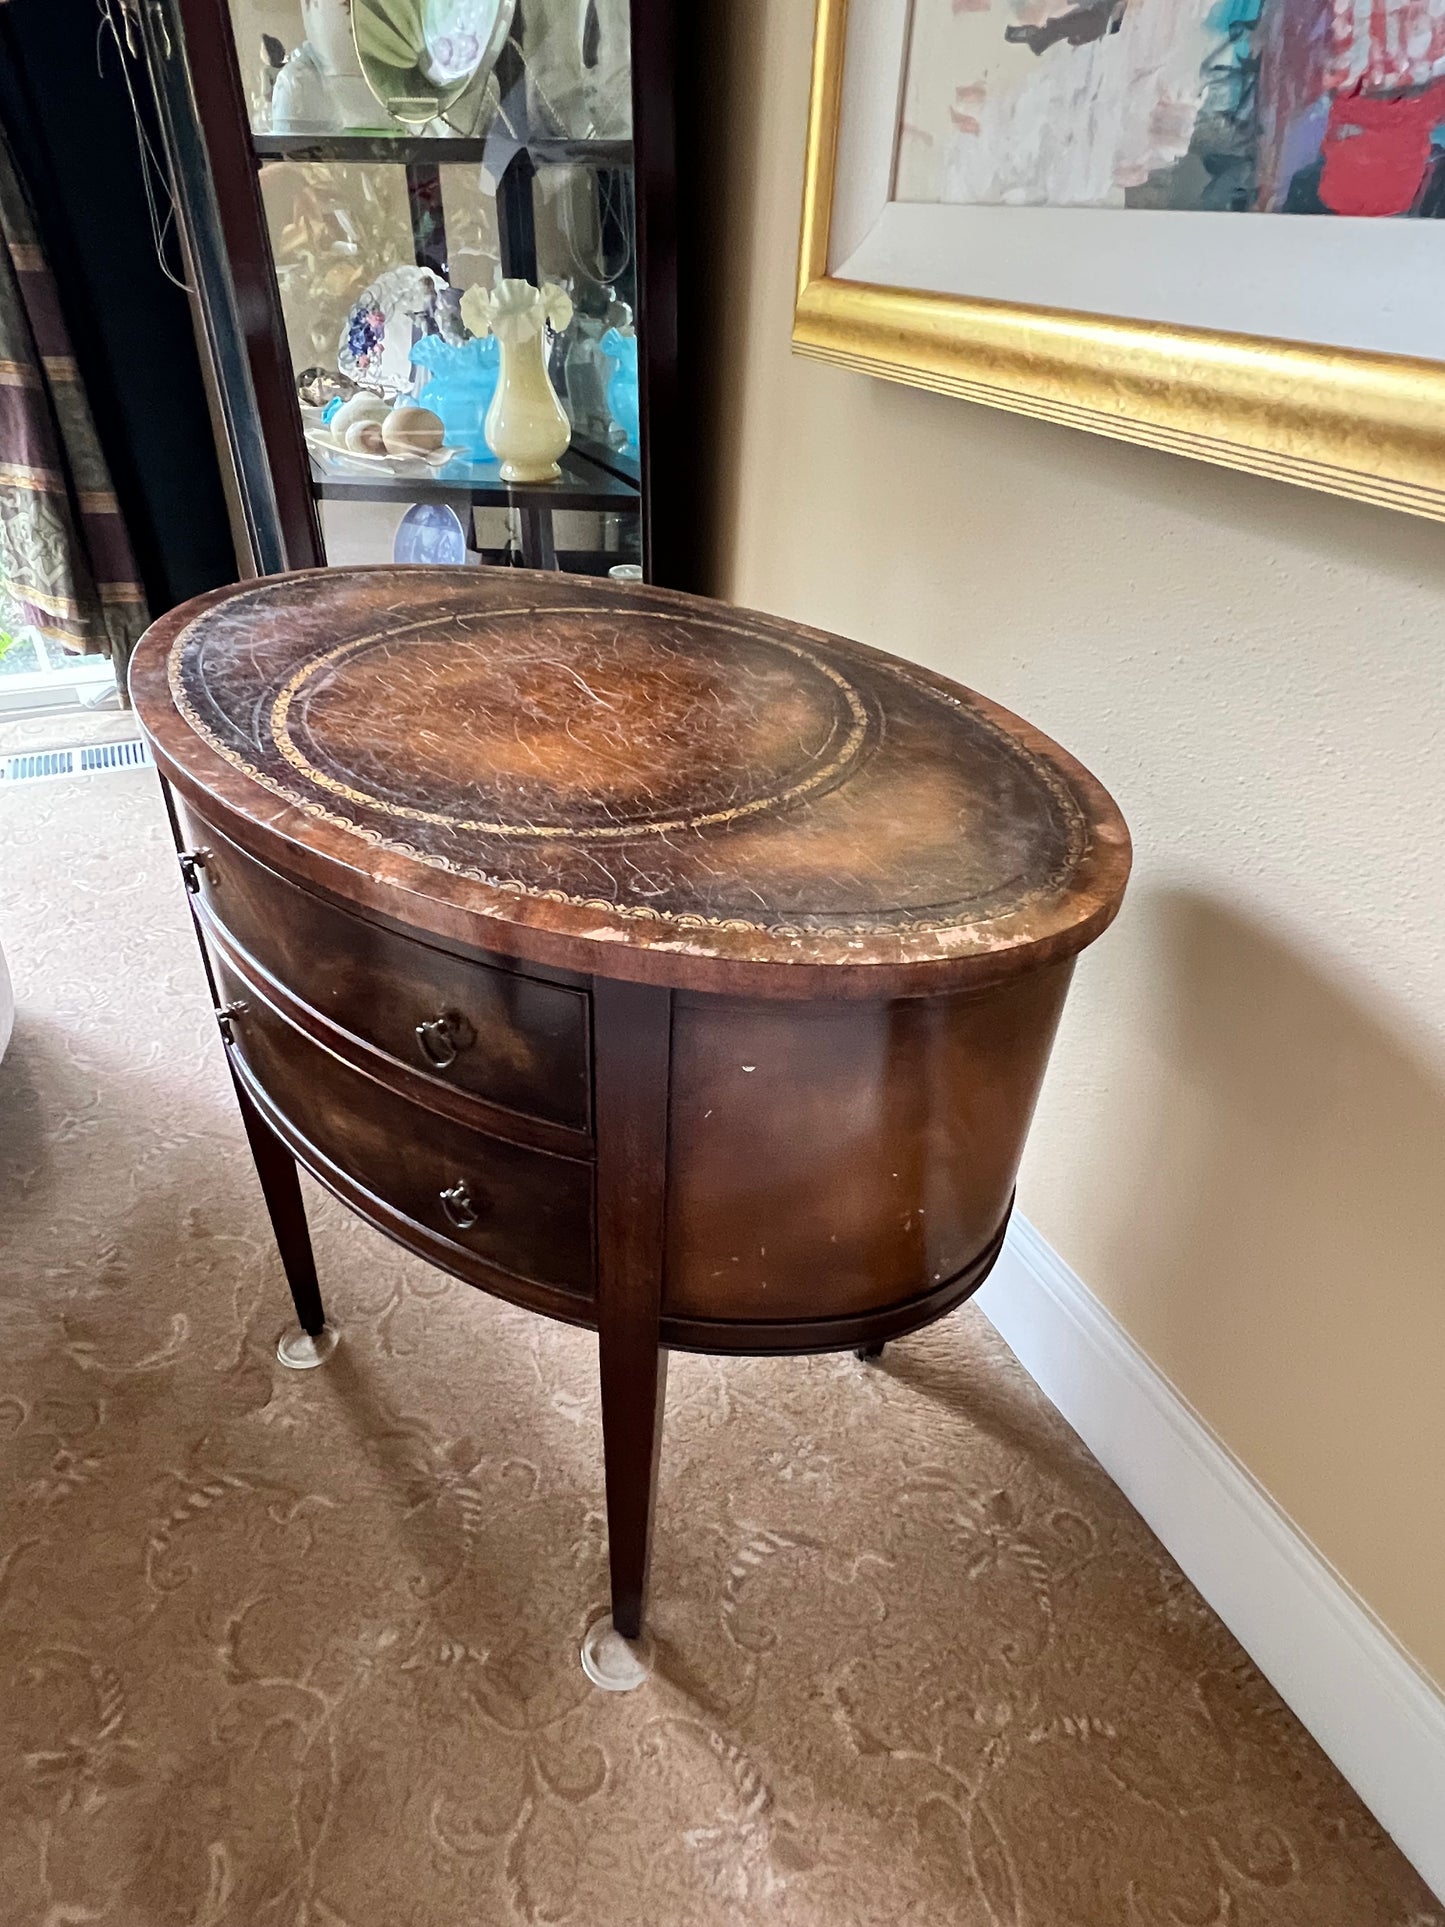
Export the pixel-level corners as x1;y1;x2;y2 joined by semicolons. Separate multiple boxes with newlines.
136;0;678;582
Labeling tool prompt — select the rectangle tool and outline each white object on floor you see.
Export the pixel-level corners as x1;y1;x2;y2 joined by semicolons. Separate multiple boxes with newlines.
276;1326;339;1370
979;1214;1445;1905
580;1614;653;1691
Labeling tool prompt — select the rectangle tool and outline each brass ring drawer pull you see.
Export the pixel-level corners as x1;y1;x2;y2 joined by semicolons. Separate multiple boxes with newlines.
178;847;211;893
415;1010;477;1072
439;1180;482;1231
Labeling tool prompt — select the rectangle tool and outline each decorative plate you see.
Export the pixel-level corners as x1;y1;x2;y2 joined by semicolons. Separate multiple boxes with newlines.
352;0;516;127
305;425;465;476
337;266;446;396
393;502;469;565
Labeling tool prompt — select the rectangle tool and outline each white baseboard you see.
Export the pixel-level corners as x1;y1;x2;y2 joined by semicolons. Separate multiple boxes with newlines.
977;1214;1445;1904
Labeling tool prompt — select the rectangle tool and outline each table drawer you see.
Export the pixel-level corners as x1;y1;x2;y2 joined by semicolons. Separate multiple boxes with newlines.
217;957;594;1298
178;806;589;1132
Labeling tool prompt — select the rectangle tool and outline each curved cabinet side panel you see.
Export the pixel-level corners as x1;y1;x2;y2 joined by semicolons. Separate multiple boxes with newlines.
662;966;1074;1324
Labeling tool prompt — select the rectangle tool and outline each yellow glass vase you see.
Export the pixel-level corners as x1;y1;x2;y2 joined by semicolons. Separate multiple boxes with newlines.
484;331;572;483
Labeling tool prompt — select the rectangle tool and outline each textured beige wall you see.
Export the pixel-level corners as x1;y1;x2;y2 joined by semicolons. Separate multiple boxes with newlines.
690;0;1445;1685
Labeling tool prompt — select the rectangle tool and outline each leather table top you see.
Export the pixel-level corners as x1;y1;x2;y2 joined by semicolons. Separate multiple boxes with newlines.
130;566;1130;994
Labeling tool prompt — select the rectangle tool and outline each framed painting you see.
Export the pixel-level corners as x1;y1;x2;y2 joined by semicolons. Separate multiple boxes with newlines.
794;0;1445;517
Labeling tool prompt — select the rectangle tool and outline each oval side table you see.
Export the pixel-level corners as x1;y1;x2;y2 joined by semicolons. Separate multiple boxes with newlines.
129;565;1131;1677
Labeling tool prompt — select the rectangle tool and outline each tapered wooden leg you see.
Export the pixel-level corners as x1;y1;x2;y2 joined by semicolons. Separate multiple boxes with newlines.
855;1342;886;1362
600;1333;668;1639
592;976;672;1649
230;1068;330;1351
159;772;330;1363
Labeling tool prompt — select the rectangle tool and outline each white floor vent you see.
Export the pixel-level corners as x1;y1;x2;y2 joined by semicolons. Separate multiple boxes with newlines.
0;738;152;785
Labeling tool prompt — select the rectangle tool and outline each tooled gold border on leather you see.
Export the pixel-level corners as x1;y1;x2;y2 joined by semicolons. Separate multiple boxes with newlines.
268;614;872;841
165;602;1090;944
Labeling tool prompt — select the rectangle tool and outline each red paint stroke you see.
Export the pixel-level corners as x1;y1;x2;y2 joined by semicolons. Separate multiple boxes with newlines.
1255;0;1333;209
949;109;983;133
953;0;991;13
956;82;988;102
1320;76;1445;215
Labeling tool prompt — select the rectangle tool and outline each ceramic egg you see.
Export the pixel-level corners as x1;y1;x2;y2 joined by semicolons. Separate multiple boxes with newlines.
382;404;445;456
344;419;386;454
330;392;388;441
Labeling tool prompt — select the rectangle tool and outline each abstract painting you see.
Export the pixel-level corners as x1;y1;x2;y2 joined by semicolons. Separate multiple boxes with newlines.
895;0;1445;218
794;0;1445;522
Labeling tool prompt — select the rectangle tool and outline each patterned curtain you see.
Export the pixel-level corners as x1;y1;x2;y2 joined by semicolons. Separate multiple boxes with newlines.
0;118;147;675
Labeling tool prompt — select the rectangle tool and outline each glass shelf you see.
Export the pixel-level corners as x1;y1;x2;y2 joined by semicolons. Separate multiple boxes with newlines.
570;434;639;488
308;445;637;508
253;133;633;168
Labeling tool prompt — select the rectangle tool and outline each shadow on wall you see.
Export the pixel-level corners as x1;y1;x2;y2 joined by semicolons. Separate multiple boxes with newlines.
1096;887;1445;1623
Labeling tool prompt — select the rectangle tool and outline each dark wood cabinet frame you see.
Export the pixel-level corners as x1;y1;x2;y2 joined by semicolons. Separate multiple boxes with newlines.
138;0;682;585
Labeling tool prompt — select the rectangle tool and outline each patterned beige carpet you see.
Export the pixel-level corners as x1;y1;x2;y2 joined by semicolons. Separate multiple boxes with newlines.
0;757;1438;1927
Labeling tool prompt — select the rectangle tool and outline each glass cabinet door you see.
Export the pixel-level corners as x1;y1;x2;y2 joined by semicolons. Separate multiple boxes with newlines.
144;0;660;580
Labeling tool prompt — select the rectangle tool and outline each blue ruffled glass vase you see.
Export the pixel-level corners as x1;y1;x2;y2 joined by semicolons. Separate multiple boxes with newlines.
600;328;640;452
409;334;501;462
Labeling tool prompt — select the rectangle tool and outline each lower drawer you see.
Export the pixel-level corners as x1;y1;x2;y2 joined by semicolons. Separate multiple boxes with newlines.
217;958;594;1299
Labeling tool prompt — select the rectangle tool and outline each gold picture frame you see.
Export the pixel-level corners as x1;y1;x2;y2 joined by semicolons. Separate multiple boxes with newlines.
793;0;1445;521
